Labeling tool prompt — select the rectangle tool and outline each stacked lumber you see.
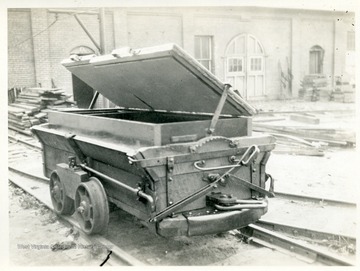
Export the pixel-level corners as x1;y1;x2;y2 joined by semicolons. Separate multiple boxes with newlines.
28;87;74;109
8;87;74;134
299;75;330;101
8;106;45;136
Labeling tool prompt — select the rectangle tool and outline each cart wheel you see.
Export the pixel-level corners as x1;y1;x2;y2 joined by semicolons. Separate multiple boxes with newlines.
49;171;75;215
74;177;109;235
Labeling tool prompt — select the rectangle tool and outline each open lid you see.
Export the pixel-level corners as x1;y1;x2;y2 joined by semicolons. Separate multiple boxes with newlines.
62;44;256;116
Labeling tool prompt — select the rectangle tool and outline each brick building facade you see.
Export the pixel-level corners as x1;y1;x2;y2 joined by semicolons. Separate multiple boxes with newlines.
8;7;355;103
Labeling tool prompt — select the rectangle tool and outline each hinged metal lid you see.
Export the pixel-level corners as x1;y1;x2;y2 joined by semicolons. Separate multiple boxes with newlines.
62;44;256;116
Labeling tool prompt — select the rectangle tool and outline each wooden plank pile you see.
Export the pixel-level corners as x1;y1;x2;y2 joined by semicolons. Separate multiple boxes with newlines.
8;106;44;136
299;75;330;102
31;87;73;109
253;112;356;156
8;87;74;135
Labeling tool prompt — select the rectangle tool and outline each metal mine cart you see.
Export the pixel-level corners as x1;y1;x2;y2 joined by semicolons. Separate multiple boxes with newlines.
31;44;276;237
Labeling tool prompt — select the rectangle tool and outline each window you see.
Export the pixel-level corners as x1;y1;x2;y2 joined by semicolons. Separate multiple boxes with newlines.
194;36;213;72
250;57;263;72
227;57;243;73
347;31;355;51
309;45;324;74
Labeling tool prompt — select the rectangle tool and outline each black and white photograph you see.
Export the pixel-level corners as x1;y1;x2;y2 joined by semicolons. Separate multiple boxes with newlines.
2;0;359;268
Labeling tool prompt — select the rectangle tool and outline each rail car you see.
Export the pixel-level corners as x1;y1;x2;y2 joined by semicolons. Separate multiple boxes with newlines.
31;44;275;236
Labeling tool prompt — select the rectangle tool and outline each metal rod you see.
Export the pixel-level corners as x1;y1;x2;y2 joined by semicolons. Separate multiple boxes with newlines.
79;164;155;211
48;8;99;15
99;8;106;54
88;91;100;109
193;145;259;171
208;84;230;134
149;181;218;222
229;174;275;198
73;14;101;51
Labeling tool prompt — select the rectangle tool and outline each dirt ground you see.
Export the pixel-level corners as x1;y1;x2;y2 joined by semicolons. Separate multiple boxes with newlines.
7;99;358;266
8;183;108;266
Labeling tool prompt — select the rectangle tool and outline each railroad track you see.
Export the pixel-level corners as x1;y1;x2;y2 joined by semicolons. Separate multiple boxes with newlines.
240;224;355;266
8;133;356;266
274;191;356;208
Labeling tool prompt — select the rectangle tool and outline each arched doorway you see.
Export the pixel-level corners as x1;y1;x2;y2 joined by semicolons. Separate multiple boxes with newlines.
225;34;265;99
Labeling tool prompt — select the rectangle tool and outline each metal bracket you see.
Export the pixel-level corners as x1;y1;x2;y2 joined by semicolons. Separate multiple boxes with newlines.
167;157;174;173
65;133;87;163
207;84;231;135
166;157;175;206
68;156;79;169
228;174;275;198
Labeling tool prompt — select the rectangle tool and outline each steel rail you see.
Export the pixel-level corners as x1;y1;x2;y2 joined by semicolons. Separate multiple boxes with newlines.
9;166;49;183
8;168;146;266
274;191;356;208
242;224;355;266
256;220;356;245
8;135;42;150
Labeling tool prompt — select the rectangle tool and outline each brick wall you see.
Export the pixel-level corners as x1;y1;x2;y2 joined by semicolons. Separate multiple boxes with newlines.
7;7;355;101
8;9;36;88
30;9;52;88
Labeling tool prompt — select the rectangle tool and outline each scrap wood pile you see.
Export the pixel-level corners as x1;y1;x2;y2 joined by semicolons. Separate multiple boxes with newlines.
253;112;355;156
8;87;74;135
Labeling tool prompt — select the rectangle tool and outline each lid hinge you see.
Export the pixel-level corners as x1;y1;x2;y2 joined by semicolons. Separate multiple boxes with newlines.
207;84;231;135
